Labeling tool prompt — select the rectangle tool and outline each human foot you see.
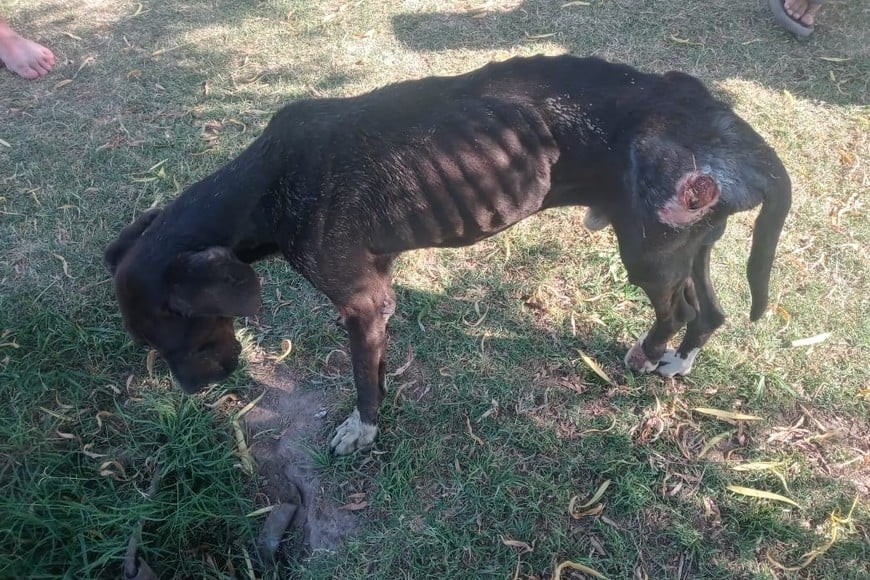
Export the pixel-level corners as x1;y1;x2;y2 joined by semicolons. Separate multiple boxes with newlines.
769;0;825;38
0;21;55;79
784;0;823;26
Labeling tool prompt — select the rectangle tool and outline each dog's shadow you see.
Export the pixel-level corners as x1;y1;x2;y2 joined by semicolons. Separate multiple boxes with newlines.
390;0;867;107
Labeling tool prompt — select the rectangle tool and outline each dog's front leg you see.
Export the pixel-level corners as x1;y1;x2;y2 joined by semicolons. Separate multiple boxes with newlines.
330;286;395;454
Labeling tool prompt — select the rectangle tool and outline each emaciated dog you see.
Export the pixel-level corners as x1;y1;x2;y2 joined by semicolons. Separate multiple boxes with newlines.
105;55;791;454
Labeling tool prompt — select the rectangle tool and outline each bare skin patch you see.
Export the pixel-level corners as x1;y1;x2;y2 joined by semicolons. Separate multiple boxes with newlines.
657;172;720;228
624;332;658;372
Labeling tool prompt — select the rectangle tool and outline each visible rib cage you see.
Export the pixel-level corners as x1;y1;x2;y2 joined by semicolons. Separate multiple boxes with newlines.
370;98;560;253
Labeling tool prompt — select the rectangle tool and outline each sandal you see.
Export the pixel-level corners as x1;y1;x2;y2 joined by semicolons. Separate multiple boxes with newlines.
768;0;825;38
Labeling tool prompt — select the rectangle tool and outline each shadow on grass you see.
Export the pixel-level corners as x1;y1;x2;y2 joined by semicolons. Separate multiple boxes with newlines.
391;0;868;106
252;250;867;577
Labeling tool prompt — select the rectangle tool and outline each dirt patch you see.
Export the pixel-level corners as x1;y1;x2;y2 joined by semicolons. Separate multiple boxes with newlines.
242;352;360;565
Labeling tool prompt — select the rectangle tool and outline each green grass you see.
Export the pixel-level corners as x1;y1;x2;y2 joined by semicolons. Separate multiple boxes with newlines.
1;0;868;578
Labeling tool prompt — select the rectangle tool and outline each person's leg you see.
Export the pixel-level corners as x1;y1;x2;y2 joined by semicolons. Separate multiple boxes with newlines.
0;17;55;79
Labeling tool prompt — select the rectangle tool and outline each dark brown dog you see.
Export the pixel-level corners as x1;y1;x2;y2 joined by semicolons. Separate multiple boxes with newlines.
105;55;791;454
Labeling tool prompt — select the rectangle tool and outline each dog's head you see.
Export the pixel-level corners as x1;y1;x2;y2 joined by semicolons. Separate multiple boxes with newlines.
104;209;261;393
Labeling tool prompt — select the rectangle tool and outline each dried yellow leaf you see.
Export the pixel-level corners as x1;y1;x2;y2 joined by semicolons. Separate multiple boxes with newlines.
500;536;533;553
726;485;800;508
693;408;761;422
82;443;108;459
569;479;611;519
554;560;609;580
790;332;831;347
731;461;783;471
465;415;483;445
275;338;293;362
576;349;615;386
145;349;156;378
698;430;733;459
246;505;275;518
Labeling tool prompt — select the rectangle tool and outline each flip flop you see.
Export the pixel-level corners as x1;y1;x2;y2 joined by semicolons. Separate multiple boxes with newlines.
768;0;825;38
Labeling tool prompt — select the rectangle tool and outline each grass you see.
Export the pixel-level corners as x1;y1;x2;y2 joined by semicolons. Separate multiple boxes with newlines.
1;0;868;578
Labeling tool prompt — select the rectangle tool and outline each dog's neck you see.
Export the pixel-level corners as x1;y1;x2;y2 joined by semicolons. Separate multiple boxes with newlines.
152;135;284;263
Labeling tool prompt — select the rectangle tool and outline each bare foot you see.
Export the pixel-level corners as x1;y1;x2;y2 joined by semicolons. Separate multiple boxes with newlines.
0;21;55;79
783;0;823;26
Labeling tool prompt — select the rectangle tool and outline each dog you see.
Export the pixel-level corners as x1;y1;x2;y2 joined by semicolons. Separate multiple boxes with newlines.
105;55;791;454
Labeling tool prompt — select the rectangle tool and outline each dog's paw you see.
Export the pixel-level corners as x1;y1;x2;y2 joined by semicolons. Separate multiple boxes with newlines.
583;207;610;231
655;348;698;377
624;333;658;373
330;408;378;455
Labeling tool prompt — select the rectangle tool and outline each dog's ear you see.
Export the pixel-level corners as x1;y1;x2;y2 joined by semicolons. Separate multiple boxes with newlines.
104;209;163;275
166;247;261;318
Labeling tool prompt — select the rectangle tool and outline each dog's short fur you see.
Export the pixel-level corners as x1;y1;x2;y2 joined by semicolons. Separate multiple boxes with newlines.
105;55;791;454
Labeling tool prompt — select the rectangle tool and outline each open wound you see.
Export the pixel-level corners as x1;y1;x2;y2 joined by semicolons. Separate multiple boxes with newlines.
657;172;720;227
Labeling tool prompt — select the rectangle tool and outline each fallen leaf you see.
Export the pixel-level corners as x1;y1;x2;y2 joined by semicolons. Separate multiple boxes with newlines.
525;32;556;40
387;347;414;376
726;485;800;508
53;79;73;89
99;460;128;480
569;480;611;519
77;56;95;73
82;443;108;459
465;415;483;445
246;505;275;518
53;253;74;279
579;415;616;436
554;560;609;580
693;408;761;422
501;537;533;553
275;338;293;362
819;56;850;62
577;349;615;386
731;461;783;472
790;333;831;347
339;501;369;511
669;35;702;46
767;495;858;570
145;349;157;378
698;430;733;459
232;391;266;475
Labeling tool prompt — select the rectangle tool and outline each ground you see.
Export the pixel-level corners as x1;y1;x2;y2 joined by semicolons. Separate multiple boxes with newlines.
0;1;868;579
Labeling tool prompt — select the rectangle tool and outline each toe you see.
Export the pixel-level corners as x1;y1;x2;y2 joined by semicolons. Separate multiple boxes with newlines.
19;66;40;80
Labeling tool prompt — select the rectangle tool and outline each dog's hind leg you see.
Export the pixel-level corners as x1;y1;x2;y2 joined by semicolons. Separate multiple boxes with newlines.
329;275;396;454
624;271;699;374
657;242;725;377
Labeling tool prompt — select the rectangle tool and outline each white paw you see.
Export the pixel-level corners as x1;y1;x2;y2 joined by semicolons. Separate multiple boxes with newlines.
656;348;699;377
330;408;378;455
583;207;610;231
624;332;658;373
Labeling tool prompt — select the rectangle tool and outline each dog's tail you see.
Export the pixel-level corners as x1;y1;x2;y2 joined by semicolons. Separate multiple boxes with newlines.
746;156;791;322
